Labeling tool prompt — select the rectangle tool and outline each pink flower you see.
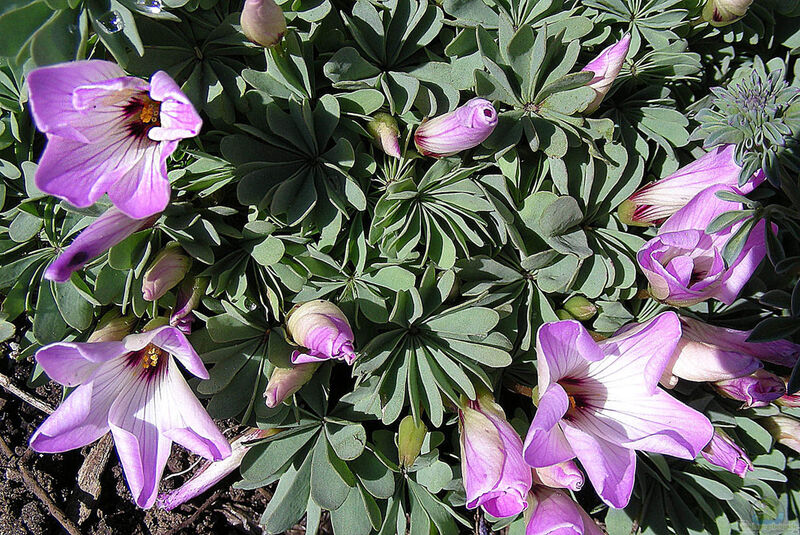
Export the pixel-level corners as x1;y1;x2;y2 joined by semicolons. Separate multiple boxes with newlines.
414;98;497;157
45;206;157;283
142;243;192;301
241;0;286;47
29;326;231;508
27;60;202;219
619;145;765;226
581;34;631;113
458;391;532;518
523;313;714;508
525;486;603;535
636;185;769;307
701;429;752;477
158;427;274;510
713;369;785;408
287;300;356;365
263;363;320;408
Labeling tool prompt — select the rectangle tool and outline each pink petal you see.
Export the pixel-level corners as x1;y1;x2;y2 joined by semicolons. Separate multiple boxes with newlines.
560;423;636;508
659;184;740;234
123;326;209;380
526;487;587;535
35;341;128;386
106;141;172;220
716;219;769;305
536;321;603;391
523;383;575;468
147;71;203;141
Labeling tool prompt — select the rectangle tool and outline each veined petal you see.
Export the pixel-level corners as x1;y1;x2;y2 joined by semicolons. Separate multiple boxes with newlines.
523;384;575;468
44;207;152;282
123;325;208;380
460;406;506;508
30;357;128;453
594;312;682;393
560;423;636;508
659;185;741;234
664;337;762;383
35;340;129;386
27;60;125;142
108;370;172;509
536;321;603;390
107;141;172;220
147;71;202;141
716;219;769;305
526;487;585;535
157;360;230;461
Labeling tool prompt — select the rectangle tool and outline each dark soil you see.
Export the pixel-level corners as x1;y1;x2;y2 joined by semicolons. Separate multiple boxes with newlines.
0;346;323;535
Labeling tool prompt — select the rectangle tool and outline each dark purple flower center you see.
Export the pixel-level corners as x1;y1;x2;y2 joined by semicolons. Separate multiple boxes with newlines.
126;343;167;379
123;94;162;140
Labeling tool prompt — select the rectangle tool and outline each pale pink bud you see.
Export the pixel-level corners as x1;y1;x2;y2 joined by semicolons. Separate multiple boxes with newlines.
142;243;192;302
581;34;630;114
532;460;584;491
286;300;356;365
713;369;785;408
702;0;753;27
762;415;800;454
87;311;136;342
157;427;276;510
241;0;286;47
264;363;320;407
701;429;752;477
367;113;401;158
414;98;497;157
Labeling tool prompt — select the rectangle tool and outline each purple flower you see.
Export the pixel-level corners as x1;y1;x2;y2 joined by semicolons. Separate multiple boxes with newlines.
367;113;402;159
581;34;631;113
619;145;765;226
287;300;356;365
713;369;785;408
523;312;714;508
45;206;156;283
241;0;286;47
142;243;192;301
263;363;320;408
27;60;202;219
636;185;769;307
701;429;752;477
29;326;231;508
532;460;584;491
414;98;498;157
157;427;275;510
525;486;603;535
459;391;532;518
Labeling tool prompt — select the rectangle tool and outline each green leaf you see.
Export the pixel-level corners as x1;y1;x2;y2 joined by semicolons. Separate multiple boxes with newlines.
311;434;355;511
260;454;313;534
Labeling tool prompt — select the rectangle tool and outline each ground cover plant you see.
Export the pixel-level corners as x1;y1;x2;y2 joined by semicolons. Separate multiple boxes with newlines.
1;0;800;534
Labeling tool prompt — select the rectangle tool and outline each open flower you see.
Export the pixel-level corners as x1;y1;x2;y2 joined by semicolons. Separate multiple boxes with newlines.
713;369;785;408
287;300;356;365
27;60;202;219
523;313;713;508
45;206;157;283
414;98;497;157
619;145;765;227
29;326;231;508
582;33;631;113
636;185;769;307
701;429;752;477
158;427;275;510
525;486;603;535
459;391;532;518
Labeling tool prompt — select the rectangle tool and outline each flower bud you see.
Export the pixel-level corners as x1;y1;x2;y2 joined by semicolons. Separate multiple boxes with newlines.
700;429;752;477
157;427;277;510
241;0;286;47
762;415;800;454
286;300;356;365
713;369;785;408
170;277;209;334
532;460;584;491
414;98;497;157
701;0;753;27
555;309;574;321
264;363;320;408
581;33;631;114
88;311;136;342
398;415;427;468
142;243;192;302
562;296;596;321
458;391;532;518
367;113;401;159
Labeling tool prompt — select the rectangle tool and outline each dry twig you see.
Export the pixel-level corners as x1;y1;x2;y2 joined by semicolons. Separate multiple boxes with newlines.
0;371;54;414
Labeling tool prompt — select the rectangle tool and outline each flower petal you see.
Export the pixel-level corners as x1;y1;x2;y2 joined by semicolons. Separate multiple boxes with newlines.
106;141;172;220
526;487;585;535
659;184;740;234
147;71;202;141
716;219;769;305
460;406;505;509
561;423;636;508
536;321;603;391
523;384;575;468
123;325;209;380
35;341;128;386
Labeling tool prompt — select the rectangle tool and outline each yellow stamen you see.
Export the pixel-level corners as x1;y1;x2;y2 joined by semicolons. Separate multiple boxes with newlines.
139;98;161;125
141;344;164;369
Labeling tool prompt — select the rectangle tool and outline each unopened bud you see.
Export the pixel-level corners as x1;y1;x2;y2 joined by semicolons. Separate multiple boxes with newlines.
398;415;426;468
555;309;574;321
563;296;596;321
264;363;320;408
142;243;192;302
241;0;286;47
367;113;401;159
88;311;136;342
701;0;753;27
